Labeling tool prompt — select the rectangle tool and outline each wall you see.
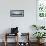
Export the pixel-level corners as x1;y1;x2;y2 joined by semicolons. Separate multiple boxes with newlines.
0;0;36;42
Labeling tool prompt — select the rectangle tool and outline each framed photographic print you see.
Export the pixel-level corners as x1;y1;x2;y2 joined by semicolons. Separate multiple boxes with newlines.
10;10;24;17
37;0;46;18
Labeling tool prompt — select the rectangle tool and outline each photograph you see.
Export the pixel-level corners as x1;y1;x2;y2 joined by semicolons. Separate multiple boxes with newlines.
10;10;24;17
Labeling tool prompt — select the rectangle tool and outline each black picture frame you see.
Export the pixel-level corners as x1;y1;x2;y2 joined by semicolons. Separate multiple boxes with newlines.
10;10;24;17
